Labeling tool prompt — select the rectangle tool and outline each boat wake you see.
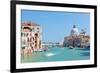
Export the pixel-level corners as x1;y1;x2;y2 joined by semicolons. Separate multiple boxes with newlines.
45;53;55;57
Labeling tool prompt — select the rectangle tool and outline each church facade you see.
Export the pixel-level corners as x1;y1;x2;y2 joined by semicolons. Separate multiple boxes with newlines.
63;25;90;48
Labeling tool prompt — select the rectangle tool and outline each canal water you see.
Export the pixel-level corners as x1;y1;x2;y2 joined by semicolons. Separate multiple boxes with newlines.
21;47;90;63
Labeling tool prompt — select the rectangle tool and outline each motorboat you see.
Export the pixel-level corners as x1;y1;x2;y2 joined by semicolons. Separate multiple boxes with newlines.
69;46;74;49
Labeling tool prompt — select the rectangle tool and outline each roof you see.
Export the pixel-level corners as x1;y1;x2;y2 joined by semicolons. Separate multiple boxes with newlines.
22;21;40;26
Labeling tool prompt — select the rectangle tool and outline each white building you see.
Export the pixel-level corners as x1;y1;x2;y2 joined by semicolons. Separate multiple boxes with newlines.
63;25;90;48
71;24;79;36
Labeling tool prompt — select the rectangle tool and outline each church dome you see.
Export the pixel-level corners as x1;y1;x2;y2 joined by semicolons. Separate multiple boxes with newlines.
71;25;79;36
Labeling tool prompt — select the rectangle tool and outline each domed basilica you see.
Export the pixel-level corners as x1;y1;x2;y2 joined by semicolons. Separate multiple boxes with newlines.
63;25;90;48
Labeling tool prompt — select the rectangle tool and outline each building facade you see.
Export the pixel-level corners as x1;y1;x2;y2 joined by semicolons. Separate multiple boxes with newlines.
63;25;90;48
21;22;42;51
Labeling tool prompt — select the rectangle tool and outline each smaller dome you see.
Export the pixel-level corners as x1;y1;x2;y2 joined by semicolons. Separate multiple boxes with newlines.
80;28;86;35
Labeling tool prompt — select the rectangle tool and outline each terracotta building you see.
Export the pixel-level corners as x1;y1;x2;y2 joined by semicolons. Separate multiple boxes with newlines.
21;22;42;51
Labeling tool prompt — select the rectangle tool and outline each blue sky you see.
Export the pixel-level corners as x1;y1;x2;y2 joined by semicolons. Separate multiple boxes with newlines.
21;10;90;43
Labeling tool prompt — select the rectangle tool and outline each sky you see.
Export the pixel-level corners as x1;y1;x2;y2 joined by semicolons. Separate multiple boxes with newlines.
21;10;90;43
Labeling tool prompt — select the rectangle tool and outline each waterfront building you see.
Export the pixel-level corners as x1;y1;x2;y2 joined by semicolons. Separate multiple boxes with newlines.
21;22;42;51
79;35;90;48
63;25;90;48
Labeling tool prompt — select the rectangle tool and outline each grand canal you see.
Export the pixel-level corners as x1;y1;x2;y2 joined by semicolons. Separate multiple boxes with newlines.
21;47;90;63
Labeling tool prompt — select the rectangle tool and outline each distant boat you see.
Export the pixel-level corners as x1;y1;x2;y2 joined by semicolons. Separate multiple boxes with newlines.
84;45;90;50
84;43;90;49
43;47;49;51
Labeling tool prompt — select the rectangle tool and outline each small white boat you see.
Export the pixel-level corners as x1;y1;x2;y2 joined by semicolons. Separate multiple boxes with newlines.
69;46;74;49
